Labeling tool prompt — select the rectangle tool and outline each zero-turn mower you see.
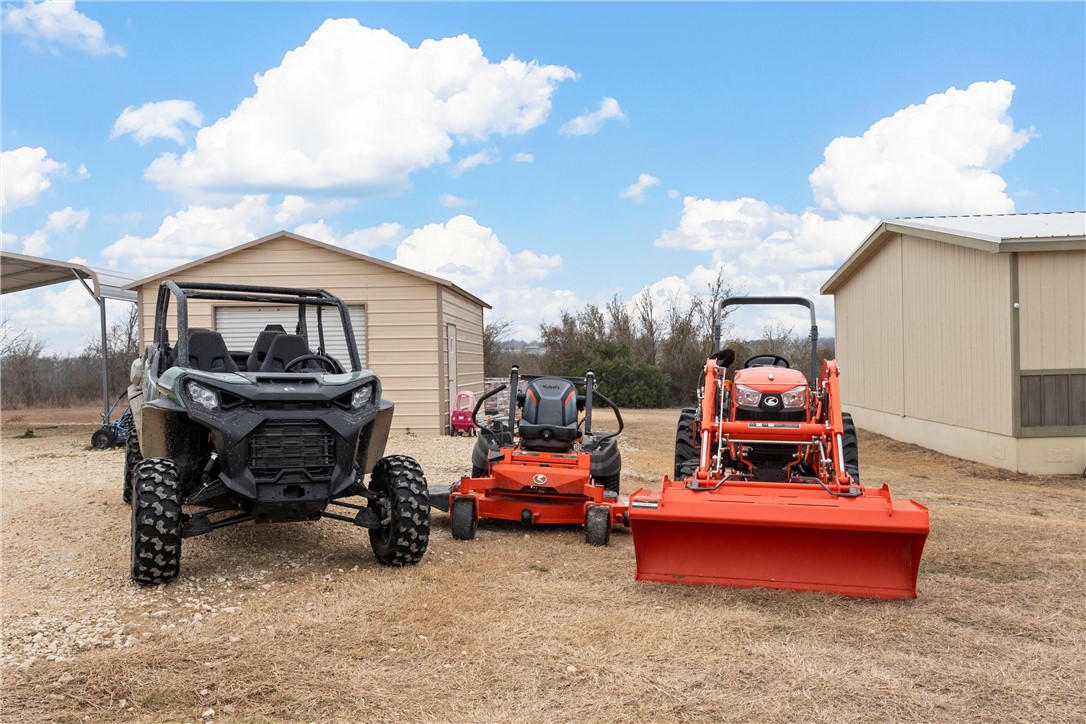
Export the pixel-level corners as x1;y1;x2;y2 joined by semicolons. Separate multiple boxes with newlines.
431;366;627;545
629;296;929;599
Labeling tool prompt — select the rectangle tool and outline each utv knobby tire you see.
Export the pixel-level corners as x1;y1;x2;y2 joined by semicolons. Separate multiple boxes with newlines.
91;427;117;450
450;497;477;541
130;458;183;586
123;431;142;504
585;505;611;546
841;412;860;485
674;407;700;479
368;455;430;566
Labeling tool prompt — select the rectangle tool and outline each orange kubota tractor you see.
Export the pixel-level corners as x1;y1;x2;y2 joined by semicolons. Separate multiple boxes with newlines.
431;366;627;545
628;296;929;599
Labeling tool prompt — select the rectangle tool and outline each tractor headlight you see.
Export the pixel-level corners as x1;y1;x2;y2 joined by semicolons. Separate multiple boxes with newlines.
186;380;220;411
351;385;373;410
735;384;762;407
781;385;808;409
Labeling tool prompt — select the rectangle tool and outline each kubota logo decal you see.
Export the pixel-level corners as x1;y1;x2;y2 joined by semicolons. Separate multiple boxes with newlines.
764;396;780;406
532;474;548;485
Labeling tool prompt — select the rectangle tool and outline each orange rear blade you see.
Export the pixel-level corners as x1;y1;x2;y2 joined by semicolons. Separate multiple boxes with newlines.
629;482;929;599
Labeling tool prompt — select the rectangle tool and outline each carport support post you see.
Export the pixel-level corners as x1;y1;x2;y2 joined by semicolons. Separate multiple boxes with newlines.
71;270;110;421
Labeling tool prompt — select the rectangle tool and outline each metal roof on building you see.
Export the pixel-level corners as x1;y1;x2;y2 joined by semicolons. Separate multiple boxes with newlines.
0;251;139;301
822;212;1086;294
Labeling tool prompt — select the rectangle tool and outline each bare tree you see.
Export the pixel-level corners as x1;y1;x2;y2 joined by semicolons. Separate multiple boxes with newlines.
633;288;658;366
483;317;514;376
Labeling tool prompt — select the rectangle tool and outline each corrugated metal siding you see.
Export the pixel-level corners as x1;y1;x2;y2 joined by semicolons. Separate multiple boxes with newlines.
901;235;1013;435
134;236;446;434
834;235;904;415
1018;250;1086;371
442;287;485;398
214;304;367;367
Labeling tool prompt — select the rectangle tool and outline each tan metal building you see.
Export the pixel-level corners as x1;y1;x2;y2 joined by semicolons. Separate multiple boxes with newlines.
126;231;489;435
821;212;1086;475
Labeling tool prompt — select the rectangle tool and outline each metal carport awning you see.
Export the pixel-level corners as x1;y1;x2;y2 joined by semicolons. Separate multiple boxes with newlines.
1;251;139;420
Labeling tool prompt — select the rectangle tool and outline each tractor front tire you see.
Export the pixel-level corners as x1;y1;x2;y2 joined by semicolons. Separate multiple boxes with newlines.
92;427;117;450
368;455;430;566
841;412;860;485
123;432;142;504
450;497;477;540
471;465;487;479
130;458;183;586
674;407;700;479
585;505;611;546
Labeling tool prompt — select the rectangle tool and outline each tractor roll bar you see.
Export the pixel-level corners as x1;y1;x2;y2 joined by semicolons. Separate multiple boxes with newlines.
713;296;819;383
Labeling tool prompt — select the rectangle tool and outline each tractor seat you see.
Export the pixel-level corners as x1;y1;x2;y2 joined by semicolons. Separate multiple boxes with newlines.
260;334;313;372
518;377;581;452
246;324;286;371
186;330;238;373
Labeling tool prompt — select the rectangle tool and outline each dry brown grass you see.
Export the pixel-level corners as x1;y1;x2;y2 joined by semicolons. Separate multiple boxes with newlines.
2;409;1084;722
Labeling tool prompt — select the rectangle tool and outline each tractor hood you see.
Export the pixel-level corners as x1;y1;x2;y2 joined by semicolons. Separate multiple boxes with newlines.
732;366;807;392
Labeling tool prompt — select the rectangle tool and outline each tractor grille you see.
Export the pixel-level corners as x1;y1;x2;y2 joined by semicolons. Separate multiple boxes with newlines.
250;422;335;478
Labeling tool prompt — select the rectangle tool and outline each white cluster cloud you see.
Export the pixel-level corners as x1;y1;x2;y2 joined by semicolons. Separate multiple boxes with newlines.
112;100;203;145
649;80;1032;337
11;205;91;257
512;152;534;163
45;206;89;231
1;147;66;210
454;149;498;175
619;173;661;203
809;80;1032;217
144;19;575;195
100;195;328;273
438;193;472;208
2;0;123;56
392;215;572;339
560;97;626;136
293;219;406;255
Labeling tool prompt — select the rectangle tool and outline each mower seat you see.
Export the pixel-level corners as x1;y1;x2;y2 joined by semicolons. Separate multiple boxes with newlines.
260;334;312;372
246;324;286;371
518;377;581;452
187;330;238;373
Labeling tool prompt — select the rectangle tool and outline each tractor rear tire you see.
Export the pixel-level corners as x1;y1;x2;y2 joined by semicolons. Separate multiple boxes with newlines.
841;412;860;485
123;432;142;504
471;465;487;479
595;474;621;494
368;455;430;566
677;458;700;481
674;407;700;479
130;458;183;586
92;427;117;450
585;505;611;546
450;497;477;540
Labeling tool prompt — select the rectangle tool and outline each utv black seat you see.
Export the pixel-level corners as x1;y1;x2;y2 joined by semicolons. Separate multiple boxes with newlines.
518;377;581;452
187;330;238;373
246;324;286;371
260;334;312;372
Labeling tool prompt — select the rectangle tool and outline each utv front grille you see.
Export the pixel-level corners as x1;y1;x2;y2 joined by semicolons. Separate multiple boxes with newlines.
250;422;336;479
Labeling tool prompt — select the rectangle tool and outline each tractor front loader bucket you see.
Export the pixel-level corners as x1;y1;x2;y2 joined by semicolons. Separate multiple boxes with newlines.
629;481;929;599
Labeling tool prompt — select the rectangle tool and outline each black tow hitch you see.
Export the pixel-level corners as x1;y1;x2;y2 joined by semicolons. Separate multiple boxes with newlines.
323;497;386;529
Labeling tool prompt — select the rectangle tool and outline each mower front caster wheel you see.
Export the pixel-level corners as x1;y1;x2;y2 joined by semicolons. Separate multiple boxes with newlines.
450;497;477;540
585;505;611;546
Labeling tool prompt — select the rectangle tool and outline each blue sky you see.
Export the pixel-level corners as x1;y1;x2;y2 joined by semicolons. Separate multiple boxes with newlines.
2;1;1084;352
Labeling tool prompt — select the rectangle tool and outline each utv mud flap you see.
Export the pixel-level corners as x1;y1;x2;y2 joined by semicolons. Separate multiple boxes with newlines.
628;482;929;599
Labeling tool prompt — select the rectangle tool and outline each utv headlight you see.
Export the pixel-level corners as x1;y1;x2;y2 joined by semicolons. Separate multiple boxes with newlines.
735;384;762;407
781;385;808;409
351;385;374;410
186;380;221;411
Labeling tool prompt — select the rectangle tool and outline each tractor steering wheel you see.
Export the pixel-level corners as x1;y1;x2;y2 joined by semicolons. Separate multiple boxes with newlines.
284;354;342;373
743;354;790;369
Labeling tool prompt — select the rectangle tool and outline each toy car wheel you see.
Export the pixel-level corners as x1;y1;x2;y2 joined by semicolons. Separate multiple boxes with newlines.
585;505;611;546
450;497;477;540
130;458;183;586
368;455;430;567
123;431;142;504
91;426;117;450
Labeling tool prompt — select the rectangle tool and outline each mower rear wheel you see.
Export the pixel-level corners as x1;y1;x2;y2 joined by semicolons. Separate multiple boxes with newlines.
368;455;430;567
674;407;700;479
841;412;861;484
130;458;183;586
585;505;611;546
123;431;142;504
92;426;117;450
450;497;477;540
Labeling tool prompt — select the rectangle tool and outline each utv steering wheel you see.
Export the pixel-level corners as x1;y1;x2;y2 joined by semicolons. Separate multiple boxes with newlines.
284;354;342;373
743;354;790;369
